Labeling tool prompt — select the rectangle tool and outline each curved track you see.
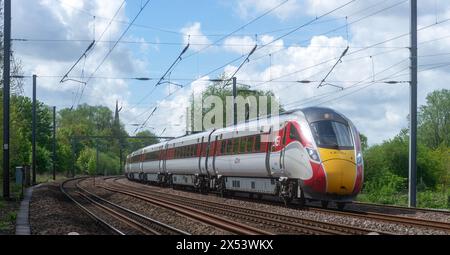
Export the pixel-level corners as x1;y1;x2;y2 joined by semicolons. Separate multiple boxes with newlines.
352;201;450;215
60;178;124;235
309;206;450;232
61;177;189;235
102;177;394;235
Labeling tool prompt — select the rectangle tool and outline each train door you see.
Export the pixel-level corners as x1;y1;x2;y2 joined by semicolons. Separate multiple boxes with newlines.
162;144;168;173
158;145;164;173
204;131;215;176
209;135;220;175
269;124;287;174
280;123;291;170
198;136;206;175
209;135;218;175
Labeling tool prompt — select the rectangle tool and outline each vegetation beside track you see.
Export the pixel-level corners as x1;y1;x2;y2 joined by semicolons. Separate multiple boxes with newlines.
358;89;449;209
0;182;21;234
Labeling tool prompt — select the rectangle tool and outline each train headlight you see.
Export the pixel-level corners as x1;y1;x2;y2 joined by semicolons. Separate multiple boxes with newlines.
306;148;320;162
356;152;363;165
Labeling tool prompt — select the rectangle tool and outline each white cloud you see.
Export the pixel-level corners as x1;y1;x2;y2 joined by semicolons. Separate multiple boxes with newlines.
11;0;450;144
180;22;211;51
223;36;256;54
236;0;302;20
134;76;212;136
13;0;147;120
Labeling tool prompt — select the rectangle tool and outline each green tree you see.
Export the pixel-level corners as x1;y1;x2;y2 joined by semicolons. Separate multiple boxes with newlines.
418;89;450;148
127;130;159;153
1;94;52;177
77;147;95;174
35;145;51;174
87;157;96;176
189;74;283;131
359;133;368;152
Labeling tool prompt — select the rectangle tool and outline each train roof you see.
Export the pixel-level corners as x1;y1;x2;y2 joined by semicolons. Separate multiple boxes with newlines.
128;107;351;156
300;107;348;124
166;130;212;148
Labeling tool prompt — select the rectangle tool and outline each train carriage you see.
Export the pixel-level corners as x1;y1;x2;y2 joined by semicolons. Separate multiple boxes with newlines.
125;107;364;209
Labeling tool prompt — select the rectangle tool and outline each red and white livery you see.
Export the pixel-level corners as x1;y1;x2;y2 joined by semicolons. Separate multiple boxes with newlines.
125;107;364;209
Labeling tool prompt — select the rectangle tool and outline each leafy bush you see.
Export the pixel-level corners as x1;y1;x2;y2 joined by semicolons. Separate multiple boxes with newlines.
418;190;449;209
7;212;17;223
361;169;407;204
76;147;95;174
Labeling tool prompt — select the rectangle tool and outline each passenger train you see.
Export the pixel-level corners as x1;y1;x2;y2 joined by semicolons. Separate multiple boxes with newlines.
125;107;364;209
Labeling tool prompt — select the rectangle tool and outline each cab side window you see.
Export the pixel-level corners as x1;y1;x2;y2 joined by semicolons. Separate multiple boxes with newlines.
290;125;302;143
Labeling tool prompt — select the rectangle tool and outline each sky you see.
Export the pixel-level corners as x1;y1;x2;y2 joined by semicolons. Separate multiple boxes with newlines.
10;0;450;145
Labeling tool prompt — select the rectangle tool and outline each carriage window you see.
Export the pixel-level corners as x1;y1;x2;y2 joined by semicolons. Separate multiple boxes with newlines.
254;135;261;152
249;136;255;152
202;143;208;157
227;139;233;154
289;126;302;143
240;137;247;153
233;138;240;154
310;120;354;149
221;140;226;154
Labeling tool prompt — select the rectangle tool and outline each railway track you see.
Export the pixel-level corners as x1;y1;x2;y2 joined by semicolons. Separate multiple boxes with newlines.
99;186;273;234
115;177;450;234
101;177;393;235
60;178;124;235
309;206;450;233
61;177;189;235
352;201;450;215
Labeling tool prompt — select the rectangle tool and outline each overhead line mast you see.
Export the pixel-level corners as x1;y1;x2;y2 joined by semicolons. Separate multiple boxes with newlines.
2;0;11;199
409;0;417;208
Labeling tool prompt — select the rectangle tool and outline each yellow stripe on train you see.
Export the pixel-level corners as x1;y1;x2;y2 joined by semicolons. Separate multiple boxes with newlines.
318;148;356;195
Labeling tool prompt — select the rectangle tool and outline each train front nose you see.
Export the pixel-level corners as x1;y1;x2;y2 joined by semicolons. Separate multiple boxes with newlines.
318;148;356;195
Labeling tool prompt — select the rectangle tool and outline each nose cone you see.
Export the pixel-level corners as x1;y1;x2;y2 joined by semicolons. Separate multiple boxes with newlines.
318;148;356;195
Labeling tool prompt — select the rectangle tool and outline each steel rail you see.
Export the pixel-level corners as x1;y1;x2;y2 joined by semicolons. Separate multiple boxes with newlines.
60;178;125;235
106;178;391;235
99;184;273;235
352;201;450;215
310;207;450;232
75;181;190;235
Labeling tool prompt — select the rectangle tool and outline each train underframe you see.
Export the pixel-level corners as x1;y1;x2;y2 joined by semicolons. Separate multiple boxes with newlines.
126;172;348;210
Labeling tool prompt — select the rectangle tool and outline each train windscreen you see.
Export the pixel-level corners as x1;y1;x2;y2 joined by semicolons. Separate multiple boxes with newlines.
310;120;354;149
